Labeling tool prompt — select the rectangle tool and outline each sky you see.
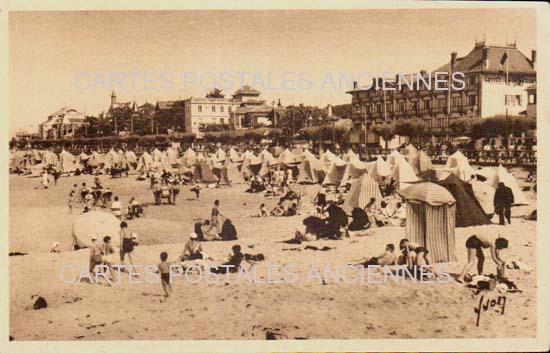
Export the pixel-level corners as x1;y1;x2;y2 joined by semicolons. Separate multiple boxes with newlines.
9;9;536;136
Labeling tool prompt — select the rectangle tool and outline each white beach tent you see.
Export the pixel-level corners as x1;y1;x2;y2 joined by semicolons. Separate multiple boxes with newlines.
59;149;77;173
445;151;475;181
339;158;368;186
182;148;197;167
366;156;393;181
322;157;347;185
296;155;325;184
470;180;496;215
391;159;419;191
387;149;407;168
489;165;529;206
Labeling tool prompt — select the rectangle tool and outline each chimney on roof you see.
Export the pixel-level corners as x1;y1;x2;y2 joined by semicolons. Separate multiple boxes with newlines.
451;52;457;70
353;81;358;89
482;47;489;70
531;49;537;70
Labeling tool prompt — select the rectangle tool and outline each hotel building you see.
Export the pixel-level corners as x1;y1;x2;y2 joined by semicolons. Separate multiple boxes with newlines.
347;40;536;143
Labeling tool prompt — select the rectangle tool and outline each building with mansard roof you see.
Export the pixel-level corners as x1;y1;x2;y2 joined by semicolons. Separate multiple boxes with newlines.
347;40;536;143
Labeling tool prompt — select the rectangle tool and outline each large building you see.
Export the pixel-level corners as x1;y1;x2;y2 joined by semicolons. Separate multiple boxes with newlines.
183;86;274;137
347;40;536;142
38;107;86;140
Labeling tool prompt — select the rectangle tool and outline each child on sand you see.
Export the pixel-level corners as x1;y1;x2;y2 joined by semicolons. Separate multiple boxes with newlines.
156;252;172;297
259;203;268;217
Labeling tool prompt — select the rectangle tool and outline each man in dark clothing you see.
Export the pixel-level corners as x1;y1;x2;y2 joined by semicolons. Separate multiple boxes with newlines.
494;182;514;225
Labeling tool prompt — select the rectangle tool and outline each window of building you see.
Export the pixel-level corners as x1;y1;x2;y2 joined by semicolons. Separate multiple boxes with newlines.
220;106;224;113
198;105;202;112
437;98;446;108
468;95;477;106
411;101;418;110
228;106;232;113
451;97;461;107
386;103;392;112
529;93;536;104
212;105;216;112
505;94;522;106
220;118;225;124
423;100;430;109
398;102;405;112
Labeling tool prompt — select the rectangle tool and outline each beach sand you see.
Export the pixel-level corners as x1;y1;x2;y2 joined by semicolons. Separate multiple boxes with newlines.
9;170;537;340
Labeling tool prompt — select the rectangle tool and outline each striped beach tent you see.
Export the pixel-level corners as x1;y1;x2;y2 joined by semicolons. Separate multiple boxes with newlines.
342;174;383;214
400;182;457;263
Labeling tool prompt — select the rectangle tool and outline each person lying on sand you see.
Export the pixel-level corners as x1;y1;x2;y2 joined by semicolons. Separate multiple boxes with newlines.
456;234;508;283
362;244;397;266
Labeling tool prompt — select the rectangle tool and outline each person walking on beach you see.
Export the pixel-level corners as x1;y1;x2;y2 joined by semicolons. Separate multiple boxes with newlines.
156;252;172;298
494;182;514;225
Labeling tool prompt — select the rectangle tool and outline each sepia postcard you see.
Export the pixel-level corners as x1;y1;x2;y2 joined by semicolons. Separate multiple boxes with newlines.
1;1;549;352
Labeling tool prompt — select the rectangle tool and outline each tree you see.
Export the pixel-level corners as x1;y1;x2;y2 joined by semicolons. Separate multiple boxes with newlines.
206;88;225;98
332;104;352;119
370;122;396;148
449;117;476;136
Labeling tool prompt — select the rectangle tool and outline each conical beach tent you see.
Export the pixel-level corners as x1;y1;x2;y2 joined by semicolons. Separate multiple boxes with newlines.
342;174;383;214
436;173;491;227
322;157;347;185
219;161;245;185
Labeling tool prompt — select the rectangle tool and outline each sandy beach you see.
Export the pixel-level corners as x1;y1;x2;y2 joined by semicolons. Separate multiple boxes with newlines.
9;170;537;340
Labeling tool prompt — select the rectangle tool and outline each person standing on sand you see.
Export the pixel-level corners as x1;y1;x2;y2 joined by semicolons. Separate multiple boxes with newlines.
68;190;76;214
111;196;122;220
119;222;135;270
89;234;103;274
208;200;224;235
494;182;514;225
456;234;508;283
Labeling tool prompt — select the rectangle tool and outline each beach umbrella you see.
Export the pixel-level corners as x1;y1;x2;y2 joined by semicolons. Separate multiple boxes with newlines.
72;211;120;250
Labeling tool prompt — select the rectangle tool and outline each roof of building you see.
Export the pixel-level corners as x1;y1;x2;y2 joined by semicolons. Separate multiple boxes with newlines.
187;97;235;104
235;104;273;115
156;101;176;110
434;44;535;74
233;85;261;96
48;107;80;118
